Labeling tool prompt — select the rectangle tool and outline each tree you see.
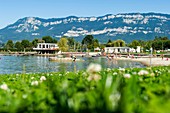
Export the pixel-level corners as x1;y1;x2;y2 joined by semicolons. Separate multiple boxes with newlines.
15;42;23;51
5;40;14;50
93;39;99;48
21;40;31;49
106;39;125;47
106;39;112;47
42;36;53;43
32;38;39;48
128;40;140;49
82;35;94;50
58;37;69;52
67;37;75;50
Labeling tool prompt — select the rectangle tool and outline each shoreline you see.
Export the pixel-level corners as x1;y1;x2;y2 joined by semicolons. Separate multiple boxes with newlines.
114;57;170;66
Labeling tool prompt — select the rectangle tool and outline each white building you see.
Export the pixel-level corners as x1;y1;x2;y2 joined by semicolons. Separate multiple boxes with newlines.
136;46;141;53
33;43;59;54
104;47;130;53
129;46;141;53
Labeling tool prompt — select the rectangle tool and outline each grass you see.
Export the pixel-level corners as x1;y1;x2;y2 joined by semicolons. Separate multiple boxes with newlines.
0;66;170;113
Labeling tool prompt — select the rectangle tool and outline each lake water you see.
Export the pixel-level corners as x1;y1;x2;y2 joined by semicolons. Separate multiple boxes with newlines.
0;55;145;74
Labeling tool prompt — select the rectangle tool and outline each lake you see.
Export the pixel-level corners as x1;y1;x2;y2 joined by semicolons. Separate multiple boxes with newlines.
0;55;145;74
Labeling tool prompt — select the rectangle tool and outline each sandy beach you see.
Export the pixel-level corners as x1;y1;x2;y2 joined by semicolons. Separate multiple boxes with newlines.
115;57;170;66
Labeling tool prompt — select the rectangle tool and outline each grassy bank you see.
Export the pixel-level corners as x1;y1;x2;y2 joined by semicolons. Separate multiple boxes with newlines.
0;66;170;113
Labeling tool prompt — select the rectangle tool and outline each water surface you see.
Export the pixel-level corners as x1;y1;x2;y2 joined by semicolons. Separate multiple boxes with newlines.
0;55;145;74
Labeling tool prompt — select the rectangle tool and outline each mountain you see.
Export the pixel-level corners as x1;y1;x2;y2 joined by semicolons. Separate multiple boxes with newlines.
0;12;170;43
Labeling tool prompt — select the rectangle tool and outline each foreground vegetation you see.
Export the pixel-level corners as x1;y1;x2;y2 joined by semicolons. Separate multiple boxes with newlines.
0;65;170;113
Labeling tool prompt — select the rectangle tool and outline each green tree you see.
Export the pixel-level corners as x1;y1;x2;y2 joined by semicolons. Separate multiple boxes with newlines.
93;39;99;48
5;40;14;50
58;37;69;52
21;40;31;49
82;35;94;50
32;38;39;47
128;40;140;49
67;37;75;50
42;36;53;43
15;42;23;51
106;39;112;47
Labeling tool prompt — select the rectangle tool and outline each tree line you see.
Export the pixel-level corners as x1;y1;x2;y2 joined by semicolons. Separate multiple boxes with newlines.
1;35;170;52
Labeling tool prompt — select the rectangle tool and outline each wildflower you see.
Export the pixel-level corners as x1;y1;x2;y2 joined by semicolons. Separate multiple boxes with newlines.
138;70;149;75
113;72;118;75
132;72;137;75
22;94;28;99
123;74;131;78
109;92;121;109
87;74;101;81
31;81;39;86
0;83;8;90
118;67;125;71
150;73;155;77
40;76;46;81
86;63;102;74
107;68;111;71
59;74;62;76
16;74;20;76
105;75;113;88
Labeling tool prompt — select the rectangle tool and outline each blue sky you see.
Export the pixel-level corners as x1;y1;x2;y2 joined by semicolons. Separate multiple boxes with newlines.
0;0;170;28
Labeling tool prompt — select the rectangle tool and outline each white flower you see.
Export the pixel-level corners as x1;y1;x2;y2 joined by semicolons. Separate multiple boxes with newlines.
31;77;34;80
31;81;39;86
123;74;131;78
86;63;102;74
59;74;62;76
118;67;125;71
40;76;46;81
105;75;113;88
0;83;8;90
113;72;118;75
107;68;111;71
87;74;101;81
22;94;28;99
16;74;19;76
138;70;149;75
150;73;155;77
109;92;121;109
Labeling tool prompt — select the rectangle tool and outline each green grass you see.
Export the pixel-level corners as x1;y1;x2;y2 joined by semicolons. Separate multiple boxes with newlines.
0;66;170;113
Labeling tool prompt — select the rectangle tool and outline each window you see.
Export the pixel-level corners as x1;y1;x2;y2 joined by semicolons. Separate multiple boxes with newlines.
43;45;45;48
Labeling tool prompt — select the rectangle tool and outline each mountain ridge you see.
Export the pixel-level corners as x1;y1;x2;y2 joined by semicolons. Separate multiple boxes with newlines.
0;12;170;43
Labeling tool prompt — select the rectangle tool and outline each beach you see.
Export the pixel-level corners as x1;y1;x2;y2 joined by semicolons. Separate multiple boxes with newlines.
115;57;170;66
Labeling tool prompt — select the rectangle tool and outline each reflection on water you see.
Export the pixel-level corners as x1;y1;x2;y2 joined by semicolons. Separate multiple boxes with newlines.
0;56;145;74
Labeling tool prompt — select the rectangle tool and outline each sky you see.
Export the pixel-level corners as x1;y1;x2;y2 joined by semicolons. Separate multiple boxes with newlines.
0;0;170;29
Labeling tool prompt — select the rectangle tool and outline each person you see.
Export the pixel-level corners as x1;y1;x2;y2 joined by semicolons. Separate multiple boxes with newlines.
161;54;164;60
72;56;76;62
166;57;168;61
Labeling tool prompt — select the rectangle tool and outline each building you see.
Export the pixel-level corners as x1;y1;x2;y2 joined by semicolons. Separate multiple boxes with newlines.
104;47;130;53
94;47;101;52
33;43;59;54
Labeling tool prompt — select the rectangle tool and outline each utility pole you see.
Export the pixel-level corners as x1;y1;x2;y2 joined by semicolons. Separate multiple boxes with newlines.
150;47;153;66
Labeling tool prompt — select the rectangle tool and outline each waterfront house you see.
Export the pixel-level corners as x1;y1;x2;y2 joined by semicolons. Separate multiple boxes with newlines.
33;43;59;54
104;47;130;53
